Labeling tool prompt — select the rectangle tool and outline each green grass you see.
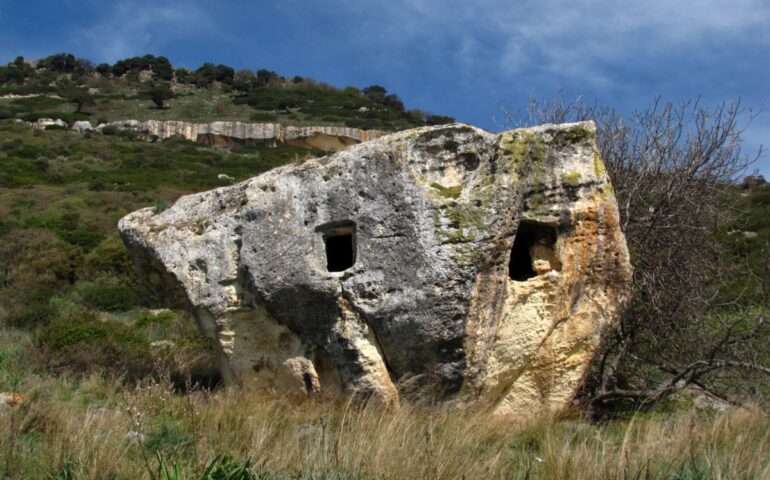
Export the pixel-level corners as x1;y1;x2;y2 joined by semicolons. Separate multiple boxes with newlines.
0;121;321;192
0;57;768;479
0;119;314;389
0;81;426;130
0;343;767;480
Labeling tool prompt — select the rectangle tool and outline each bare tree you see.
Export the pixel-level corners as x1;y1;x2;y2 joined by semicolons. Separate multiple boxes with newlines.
498;95;769;410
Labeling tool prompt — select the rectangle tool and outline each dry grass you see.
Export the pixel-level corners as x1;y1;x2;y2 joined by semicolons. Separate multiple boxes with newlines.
1;370;768;479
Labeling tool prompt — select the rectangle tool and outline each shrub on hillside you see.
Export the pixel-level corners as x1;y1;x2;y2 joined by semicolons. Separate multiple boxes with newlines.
76;279;140;312
499;95;770;409
0;229;82;291
38;309;151;378
100;125;119;135
425;114;456;125
112;55;173;80
82;235;136;279
4;289;57;328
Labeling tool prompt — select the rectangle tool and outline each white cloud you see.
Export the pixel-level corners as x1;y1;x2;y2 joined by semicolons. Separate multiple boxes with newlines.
76;0;210;62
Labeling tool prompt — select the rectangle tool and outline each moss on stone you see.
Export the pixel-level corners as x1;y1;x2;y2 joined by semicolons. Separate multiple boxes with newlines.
497;130;548;183
445;202;487;232
593;151;606;179
430;182;463;199
561;171;582;186
437;228;475;244
552;124;594;146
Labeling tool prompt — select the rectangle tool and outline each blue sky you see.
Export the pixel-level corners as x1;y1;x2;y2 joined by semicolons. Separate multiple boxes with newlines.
1;0;768;175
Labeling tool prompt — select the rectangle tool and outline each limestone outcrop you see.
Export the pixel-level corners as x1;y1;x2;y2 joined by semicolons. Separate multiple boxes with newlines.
98;120;385;151
119;122;632;416
31;118;66;129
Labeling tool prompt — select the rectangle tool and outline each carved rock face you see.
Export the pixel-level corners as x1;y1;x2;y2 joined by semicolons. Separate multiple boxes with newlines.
119;122;632;416
99;120;385;150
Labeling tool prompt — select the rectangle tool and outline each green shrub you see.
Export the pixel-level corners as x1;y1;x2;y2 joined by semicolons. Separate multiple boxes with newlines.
59;229;104;250
2;139;46;158
82;236;135;278
135;310;176;329
0;220;12;237
38;310;151;376
1;229;82;290
87;178;106;191
117;129;140;140
6;302;56;329
77;279;139;311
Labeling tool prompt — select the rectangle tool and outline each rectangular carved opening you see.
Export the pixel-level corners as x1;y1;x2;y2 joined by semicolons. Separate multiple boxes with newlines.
509;221;559;281
318;220;357;272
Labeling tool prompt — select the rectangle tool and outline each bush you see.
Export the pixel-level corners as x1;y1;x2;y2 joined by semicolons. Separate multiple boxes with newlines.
425;114;455;125
147;82;174;109
1;229;82;290
82;236;135;278
38;310;151;377
77;279;139;311
5;290;57;328
59;229;104;250
87;178;106;191
135;310;175;329
502;95;770;409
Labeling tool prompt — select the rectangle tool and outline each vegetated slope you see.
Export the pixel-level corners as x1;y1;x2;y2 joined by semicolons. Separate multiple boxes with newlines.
0;54;768;388
0;52;456;382
0;54;768;480
0;53;455;129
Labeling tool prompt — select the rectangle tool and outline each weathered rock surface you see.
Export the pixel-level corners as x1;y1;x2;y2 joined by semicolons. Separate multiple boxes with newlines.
32;118;66;129
99;120;385;151
119;122;632;416
71;120;94;133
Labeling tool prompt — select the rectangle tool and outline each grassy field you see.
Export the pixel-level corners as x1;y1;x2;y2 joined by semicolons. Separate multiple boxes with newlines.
0;119;768;479
2;333;768;480
1;57;769;478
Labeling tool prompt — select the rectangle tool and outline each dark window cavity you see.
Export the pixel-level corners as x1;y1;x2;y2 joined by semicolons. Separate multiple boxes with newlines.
508;221;559;281
318;220;357;272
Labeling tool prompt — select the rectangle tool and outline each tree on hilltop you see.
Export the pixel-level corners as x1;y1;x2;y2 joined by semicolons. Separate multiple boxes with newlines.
147;83;174;109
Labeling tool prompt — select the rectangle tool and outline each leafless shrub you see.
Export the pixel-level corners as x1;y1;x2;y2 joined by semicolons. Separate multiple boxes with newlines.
498;94;769;410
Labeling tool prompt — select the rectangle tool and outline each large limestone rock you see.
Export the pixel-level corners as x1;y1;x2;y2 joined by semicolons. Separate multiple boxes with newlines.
99;120;385;150
119;122;632;415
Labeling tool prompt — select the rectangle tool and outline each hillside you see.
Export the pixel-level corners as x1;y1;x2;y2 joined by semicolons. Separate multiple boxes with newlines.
0;53;460;393
0;54;768;479
0;53;454;130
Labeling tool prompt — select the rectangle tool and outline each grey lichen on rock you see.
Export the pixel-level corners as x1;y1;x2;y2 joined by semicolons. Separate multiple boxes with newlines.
119;121;632;416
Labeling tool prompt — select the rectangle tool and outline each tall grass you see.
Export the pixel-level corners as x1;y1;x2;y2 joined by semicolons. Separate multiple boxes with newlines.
1;368;768;479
